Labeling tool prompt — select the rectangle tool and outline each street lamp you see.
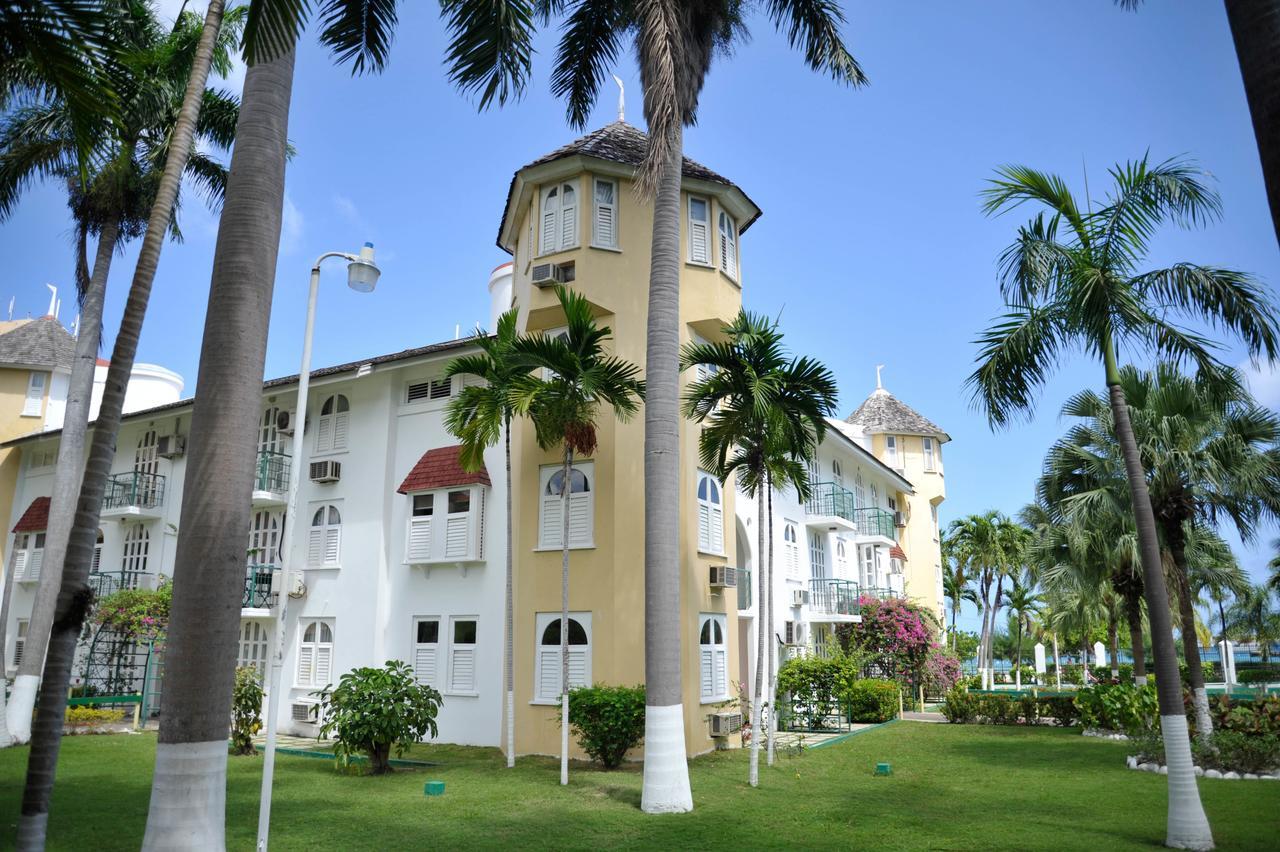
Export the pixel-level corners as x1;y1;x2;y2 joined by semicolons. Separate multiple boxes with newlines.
257;243;379;851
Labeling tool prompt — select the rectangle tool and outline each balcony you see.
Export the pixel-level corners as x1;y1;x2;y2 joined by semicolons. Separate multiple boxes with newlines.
89;571;154;598
251;451;291;507
851;508;897;541
737;568;752;611
807;579;864;622
804;482;858;531
242;564;280;612
101;471;166;519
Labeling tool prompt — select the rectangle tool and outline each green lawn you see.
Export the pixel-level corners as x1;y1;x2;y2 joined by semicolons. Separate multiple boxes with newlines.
2;723;1276;850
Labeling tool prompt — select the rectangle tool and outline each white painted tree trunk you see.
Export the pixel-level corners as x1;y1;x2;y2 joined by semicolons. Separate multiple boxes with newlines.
0;559;15;748
142;741;228;850
560;445;572;787
765;484;777;767
505;423;515;768
748;480;765;786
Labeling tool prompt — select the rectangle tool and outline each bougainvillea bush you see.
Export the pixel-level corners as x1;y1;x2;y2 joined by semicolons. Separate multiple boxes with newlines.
92;578;172;646
836;596;942;690
923;647;963;694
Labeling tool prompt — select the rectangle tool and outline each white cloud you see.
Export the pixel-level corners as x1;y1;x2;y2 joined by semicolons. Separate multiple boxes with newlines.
1239;359;1280;409
281;194;303;256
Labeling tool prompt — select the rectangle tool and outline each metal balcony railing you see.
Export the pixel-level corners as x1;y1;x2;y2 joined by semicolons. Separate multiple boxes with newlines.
243;564;279;608
804;482;857;523
852;508;897;540
737;568;752;610
254;450;291;494
102;471;166;511
808;578;862;617
89;570;152;598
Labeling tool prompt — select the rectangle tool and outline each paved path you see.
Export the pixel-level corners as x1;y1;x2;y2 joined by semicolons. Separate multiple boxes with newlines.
899;711;946;723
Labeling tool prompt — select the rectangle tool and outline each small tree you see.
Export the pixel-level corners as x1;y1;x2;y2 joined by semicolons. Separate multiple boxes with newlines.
313;661;443;775
563;685;646;770
229;666;264;756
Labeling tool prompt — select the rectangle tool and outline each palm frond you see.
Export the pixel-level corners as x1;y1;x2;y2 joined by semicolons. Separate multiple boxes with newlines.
548;0;632;129
762;0;867;86
440;0;535;110
1132;263;1280;362
243;0;310;66
967;302;1067;427
317;0;400;74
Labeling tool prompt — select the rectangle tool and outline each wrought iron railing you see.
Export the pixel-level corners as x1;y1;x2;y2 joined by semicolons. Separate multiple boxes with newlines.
737;568;752;610
860;585;901;601
254;450;291;494
102;471;166;511
808;578;861;617
804;481;857;522
243;564;279;608
89;570;151;598
852;508;897;540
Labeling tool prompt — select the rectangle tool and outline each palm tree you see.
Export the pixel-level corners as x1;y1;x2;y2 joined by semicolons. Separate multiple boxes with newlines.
681;309;837;787
971;155;1280;850
468;0;864;813
1226;583;1280;663
510;285;643;786
1005;581;1042;689
1;0;243;749
946;512;1000;688
942;562;980;654
445;308;536;768
1268;538;1280;592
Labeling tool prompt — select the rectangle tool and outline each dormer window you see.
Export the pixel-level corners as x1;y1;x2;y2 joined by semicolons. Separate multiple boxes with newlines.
688;196;711;265
540;182;578;255
405;487;483;564
718;211;738;279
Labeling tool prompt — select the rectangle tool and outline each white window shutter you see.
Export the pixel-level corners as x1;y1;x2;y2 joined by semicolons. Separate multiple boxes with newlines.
332;411;349;450
560;191;576;248
297;644;314;685
538;648;560;700
451;648;475;692
541;206;557;254
700;648;714;700
568;493;591;547
690;220;708;264
308;528;323;566
324;527;340;565
27;548;42;582
444;515;468;558
540;494;562;548
698;503;711;552
407;517;432;562
13;550;27;581
568;648;587;689
316;416;333;453
594;198;614;247
413;646;437;685
315;645;332;685
23;372;45;416
714;648;727;698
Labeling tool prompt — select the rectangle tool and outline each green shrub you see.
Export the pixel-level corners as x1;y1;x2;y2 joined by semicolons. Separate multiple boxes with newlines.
1131;729;1165;764
1238;668;1280;685
976;694;1020;725
1202;732;1280;774
958;674;982;690
564;684;646;769
64;707;125;733
1210;695;1280;736
941;687;976;724
314;660;442;774
1075;682;1158;734
1039;696;1080;727
230;665;264;756
844;679;899;723
777;653;865;730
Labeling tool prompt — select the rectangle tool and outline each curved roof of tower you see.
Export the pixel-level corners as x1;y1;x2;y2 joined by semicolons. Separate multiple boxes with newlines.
846;388;950;442
0;316;74;370
498;121;760;248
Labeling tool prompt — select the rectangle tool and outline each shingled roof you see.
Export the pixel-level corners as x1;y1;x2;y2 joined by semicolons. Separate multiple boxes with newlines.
846;388;949;442
0;317;74;370
397;446;491;494
12;496;50;532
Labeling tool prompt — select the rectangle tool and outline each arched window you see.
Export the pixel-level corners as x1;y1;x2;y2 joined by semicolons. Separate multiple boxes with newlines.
535;614;591;701
832;459;843;487
699;614;728;701
540;181;578;254
718;211;738;279
248;510;281;567
782;522;800;577
836;540;848;573
238;621;269;676
315;394;350;453
870;483;879;507
121;524;149;587
696;471;724;554
855;471;865;510
539;463;594;549
307;505;341;567
296;619;333;687
135;429;159;503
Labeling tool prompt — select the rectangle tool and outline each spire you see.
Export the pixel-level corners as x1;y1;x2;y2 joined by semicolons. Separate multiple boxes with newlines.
612;74;625;122
875;364;885;392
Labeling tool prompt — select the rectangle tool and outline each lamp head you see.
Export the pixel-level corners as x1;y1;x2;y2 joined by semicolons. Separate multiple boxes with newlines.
346;242;379;292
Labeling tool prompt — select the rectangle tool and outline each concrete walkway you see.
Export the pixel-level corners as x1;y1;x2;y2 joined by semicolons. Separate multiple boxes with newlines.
900;711;946;723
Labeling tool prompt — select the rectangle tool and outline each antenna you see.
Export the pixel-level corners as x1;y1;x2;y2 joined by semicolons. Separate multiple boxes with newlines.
7;296;13;321
612;74;625;122
876;364;885;390
45;283;57;317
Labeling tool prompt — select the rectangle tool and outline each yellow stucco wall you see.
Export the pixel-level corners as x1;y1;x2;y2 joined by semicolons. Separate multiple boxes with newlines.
0;366;47;565
869;432;946;619
508;168;747;757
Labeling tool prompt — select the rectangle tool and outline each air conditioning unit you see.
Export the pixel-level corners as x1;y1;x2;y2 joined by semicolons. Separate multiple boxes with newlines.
156;434;186;459
792;589;810;607
709;565;737;589
276;409;298;436
291;701;317;723
894;511;907;528
531;261;571;288
709;711;743;738
309;459;341;483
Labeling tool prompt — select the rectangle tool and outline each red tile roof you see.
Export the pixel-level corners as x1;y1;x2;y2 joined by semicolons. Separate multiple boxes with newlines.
13;496;50;532
889;544;907;562
396;446;490;494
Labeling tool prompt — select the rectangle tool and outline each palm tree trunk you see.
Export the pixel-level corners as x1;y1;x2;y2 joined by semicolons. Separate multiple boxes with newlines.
6;215;116;744
1052;633;1061;690
1108;614;1120;681
991;575;1005;685
1106;360;1213;850
640;122;692;814
766;481;777;766
505;418;515;768
1125;588;1147;686
0;550;16;745
18;5;226;845
1014;622;1023;690
560;444;572;787
1224;0;1280;249
977;576;992;688
1167;530;1212;738
950;603;958;652
749;477;765;786
1081;635;1090;683
141;42;290;852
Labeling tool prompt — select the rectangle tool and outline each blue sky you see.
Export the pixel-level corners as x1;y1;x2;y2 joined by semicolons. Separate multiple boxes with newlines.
2;2;1277;632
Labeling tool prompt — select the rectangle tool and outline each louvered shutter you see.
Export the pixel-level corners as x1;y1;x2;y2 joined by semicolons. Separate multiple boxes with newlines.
690;219;709;264
723;234;737;278
407;517;432;562
568;493;591;547
315;645;332;685
297;644;314;685
315;415;333;453
413;645;437;685
451;648;475;692
568;648;587;689
444;515;469;558
541;202;557;253
540;493;563;548
27;549;42;582
538;648;560;700
308;529;323;566
710;503;723;553
324;526;340;565
560;186;577;248
13;550;26;581
700;648;714;700
593;181;615;248
698;503;712;552
332;411;349;450
714;648;727;698
13;637;24;666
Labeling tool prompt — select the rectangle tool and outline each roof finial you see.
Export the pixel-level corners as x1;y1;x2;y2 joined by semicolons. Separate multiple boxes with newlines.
875;364;885;390
612;74;625;122
46;283;57;318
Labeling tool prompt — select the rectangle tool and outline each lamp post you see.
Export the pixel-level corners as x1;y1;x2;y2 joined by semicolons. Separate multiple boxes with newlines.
256;243;379;851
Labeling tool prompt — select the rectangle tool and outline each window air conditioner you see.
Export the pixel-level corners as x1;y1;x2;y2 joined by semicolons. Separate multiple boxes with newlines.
792;589;810;607
309;459;341;483
156;434;186;459
291;701;317;723
709;711;743;738
531;262;571;289
894;511;907;528
709;565;737;589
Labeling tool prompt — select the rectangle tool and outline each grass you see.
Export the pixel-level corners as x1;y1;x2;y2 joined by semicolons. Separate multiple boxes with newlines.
2;723;1276;850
